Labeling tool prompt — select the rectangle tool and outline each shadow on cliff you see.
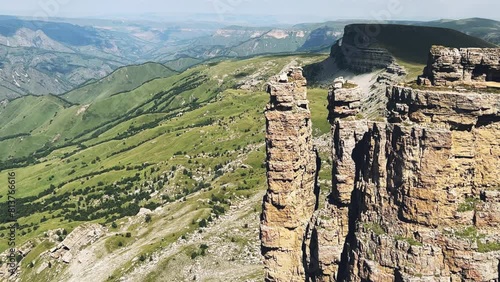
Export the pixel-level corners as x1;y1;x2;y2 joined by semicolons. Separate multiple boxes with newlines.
337;124;385;280
303;149;322;281
304;228;319;282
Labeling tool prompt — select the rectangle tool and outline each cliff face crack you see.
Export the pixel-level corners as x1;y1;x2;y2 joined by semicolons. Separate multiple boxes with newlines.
262;46;500;282
476;114;500;128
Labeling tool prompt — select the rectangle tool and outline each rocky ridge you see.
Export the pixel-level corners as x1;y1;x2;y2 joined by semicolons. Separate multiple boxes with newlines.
262;48;500;281
48;224;107;264
420;46;500;86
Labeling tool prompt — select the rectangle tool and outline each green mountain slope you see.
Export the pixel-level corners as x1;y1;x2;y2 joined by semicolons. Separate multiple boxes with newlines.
0;69;195;162
163;56;204;72
0;54;330;281
62;62;177;104
0;95;72;136
0;54;327;164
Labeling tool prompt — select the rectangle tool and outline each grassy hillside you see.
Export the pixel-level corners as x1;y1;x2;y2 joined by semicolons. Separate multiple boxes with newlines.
62;62;177;104
0;95;72;136
0;53;331;281
163;57;204;72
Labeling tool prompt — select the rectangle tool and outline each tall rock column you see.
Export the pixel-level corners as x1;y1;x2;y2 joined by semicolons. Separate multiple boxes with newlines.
260;68;318;282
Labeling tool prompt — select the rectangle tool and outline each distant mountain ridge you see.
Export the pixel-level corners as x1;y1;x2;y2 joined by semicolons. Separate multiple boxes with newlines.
0;17;343;98
421;18;500;45
0;16;499;99
0;17;104;46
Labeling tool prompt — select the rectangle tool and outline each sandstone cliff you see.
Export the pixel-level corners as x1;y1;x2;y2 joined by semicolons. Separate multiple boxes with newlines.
261;67;319;281
262;49;500;281
318;84;500;281
420;46;500;86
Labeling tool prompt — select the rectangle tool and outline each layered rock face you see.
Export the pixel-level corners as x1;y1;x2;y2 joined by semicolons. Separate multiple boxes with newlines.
333;25;394;72
260;68;319;281
328;78;363;120
319;85;499;281
263;52;500;281
421;46;500;86
310;84;500;282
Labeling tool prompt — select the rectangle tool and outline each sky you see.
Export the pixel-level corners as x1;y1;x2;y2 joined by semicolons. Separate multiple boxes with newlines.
1;0;499;23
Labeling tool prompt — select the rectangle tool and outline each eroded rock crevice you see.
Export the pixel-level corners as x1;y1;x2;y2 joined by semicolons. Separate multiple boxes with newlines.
262;47;500;281
324;79;499;281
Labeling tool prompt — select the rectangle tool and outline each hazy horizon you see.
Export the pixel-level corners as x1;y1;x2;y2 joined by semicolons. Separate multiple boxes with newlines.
0;0;499;25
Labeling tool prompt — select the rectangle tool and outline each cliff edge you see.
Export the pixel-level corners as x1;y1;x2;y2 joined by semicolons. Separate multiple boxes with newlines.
262;47;500;281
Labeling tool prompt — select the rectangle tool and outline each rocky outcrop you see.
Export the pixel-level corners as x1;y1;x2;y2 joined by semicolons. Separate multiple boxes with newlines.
327;78;363;120
311;82;500;281
49;223;106;264
0;241;35;279
420;45;500;86
260;68;319;281
262;48;500;281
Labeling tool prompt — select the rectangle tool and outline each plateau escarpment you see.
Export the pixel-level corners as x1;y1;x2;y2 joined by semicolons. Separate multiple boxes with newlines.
332;25;394;72
262;47;500;281
332;24;495;73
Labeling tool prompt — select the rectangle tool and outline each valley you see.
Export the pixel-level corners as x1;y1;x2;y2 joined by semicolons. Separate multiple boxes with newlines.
0;53;333;281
